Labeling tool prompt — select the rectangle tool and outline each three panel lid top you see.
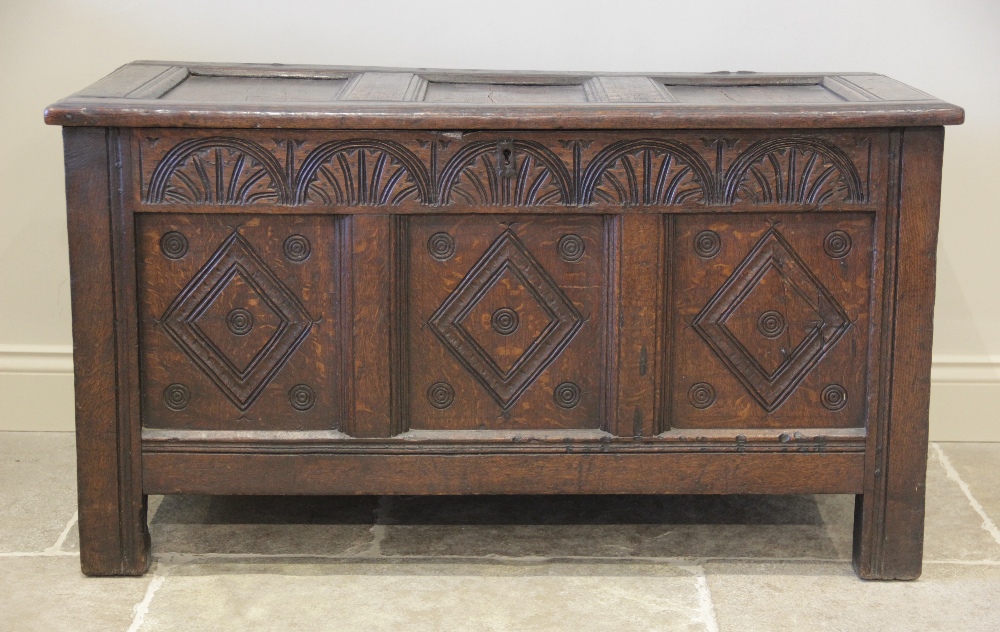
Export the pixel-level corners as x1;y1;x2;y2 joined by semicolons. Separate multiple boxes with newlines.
44;61;964;129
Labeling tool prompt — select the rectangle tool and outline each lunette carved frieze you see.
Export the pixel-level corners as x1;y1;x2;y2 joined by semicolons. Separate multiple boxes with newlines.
140;133;872;208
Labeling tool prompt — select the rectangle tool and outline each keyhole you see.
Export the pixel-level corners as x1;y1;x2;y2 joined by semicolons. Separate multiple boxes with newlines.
497;140;516;176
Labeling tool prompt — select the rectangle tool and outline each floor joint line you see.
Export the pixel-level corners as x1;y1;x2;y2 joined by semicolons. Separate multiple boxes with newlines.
676;562;720;632
931;443;1000;546
125;565;165;632
44;510;78;553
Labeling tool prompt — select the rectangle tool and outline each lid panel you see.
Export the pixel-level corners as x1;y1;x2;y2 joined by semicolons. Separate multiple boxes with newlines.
161;75;349;103
665;83;847;105
424;81;588;103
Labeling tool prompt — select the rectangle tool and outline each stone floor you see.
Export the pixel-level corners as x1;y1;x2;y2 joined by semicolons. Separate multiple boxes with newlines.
1;433;998;631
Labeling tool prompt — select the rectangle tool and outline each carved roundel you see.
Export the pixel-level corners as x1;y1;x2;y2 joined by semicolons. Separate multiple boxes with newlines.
226;308;254;336
823;230;852;259
688;382;717;409
160;231;189;259
283;234;312;263
288;384;315;411
557;234;586;262
757;310;786;339
427;232;456;261
554;382;581;409
427;381;455;409
694;230;721;258
491;308;520;335
164;383;191;411
821;384;848;411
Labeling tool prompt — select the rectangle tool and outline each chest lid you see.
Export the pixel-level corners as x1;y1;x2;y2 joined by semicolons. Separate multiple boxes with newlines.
44;61;963;129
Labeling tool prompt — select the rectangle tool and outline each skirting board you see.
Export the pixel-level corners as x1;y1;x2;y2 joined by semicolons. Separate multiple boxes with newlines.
0;345;75;432
1;345;998;441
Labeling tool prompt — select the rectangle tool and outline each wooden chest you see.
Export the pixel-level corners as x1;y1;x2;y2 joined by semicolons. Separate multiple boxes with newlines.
45;62;963;579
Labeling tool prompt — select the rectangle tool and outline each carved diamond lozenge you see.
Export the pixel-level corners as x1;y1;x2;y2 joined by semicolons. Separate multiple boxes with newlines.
161;232;313;411
429;229;583;410
692;228;850;412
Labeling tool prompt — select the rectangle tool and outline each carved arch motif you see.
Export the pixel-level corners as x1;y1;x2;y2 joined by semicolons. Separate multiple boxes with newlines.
144;134;867;208
293;140;431;206
147;137;289;204
438;141;573;206
724;137;865;205
580;139;716;205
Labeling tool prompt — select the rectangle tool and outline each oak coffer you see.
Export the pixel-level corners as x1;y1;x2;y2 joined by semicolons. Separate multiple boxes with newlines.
45;62;963;579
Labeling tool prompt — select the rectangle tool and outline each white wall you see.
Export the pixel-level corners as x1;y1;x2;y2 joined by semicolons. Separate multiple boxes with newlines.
1;0;998;438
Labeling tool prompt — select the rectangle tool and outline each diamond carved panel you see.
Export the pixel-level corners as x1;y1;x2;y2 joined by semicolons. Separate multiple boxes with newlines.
668;214;873;429
429;229;584;410
161;232;314;410
192;271;284;373
137;214;340;431
409;215;606;431
692;228;850;412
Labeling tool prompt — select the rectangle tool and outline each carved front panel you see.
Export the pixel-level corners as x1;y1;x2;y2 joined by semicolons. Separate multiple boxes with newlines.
667;213;873;429
137;214;342;430
407;215;607;430
134;129;881;211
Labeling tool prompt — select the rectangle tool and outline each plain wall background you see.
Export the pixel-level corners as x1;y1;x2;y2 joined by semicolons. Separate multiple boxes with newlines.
1;0;998;438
